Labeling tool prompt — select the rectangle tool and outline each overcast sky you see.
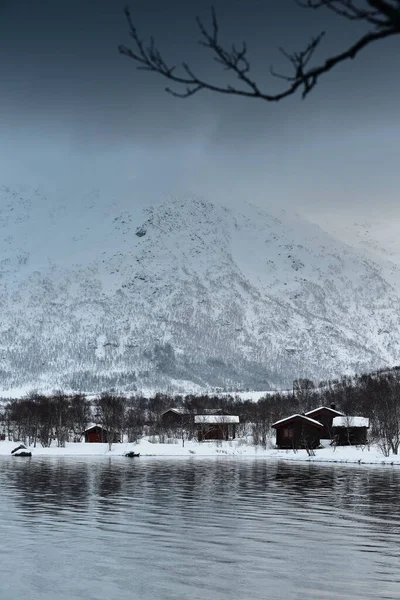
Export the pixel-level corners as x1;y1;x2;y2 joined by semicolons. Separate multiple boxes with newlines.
0;0;399;227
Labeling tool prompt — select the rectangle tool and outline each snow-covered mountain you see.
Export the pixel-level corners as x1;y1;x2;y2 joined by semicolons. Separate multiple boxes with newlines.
308;212;400;294
1;185;399;395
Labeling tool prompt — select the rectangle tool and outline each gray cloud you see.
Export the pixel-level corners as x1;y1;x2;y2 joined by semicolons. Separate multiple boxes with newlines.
0;0;399;225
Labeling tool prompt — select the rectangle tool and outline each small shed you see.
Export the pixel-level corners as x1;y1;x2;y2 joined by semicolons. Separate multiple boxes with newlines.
83;424;120;444
305;406;344;439
194;415;239;441
271;414;324;449
332;416;369;446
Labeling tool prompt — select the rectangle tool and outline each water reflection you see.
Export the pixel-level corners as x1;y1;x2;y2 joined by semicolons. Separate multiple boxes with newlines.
1;457;400;600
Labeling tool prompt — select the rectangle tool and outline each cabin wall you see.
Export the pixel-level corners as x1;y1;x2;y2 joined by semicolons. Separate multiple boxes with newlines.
312;413;333;439
84;428;120;443
197;424;234;442
308;409;341;439
85;428;105;443
160;412;183;428
275;422;321;449
333;427;368;446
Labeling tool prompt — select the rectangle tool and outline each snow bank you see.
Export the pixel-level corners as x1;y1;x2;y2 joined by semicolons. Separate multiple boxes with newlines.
0;439;267;458
1;439;400;465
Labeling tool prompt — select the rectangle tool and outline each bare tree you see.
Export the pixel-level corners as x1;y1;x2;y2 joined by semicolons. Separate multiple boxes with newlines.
125;398;146;443
119;1;400;103
293;378;317;412
52;391;70;448
35;394;54;448
95;393;125;450
69;394;91;442
295;420;318;456
371;374;400;455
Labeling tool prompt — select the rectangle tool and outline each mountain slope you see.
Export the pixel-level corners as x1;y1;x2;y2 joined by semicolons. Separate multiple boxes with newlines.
307;212;400;294
0;185;399;395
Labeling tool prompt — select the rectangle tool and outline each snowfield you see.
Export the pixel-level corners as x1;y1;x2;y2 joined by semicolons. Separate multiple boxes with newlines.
1;439;400;465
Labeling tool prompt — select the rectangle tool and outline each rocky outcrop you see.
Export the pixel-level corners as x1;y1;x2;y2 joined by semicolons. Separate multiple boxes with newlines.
11;444;27;454
11;445;32;457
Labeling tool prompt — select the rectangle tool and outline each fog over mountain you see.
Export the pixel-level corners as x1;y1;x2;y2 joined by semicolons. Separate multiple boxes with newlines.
1;184;400;396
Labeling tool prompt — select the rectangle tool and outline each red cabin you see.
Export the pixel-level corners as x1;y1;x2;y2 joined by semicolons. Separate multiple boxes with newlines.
272;414;324;449
194;415;239;441
83;424;119;443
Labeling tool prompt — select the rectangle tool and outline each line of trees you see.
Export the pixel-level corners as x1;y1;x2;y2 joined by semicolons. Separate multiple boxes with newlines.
2;366;400;453
2;392;91;447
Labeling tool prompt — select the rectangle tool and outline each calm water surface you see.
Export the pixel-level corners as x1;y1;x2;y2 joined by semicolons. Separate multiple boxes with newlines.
1;457;400;600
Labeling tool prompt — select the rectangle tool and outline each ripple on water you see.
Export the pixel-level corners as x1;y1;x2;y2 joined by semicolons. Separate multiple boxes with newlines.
1;457;400;600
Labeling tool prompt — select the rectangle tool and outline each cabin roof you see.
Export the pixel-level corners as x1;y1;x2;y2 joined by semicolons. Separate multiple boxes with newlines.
305;406;344;417
194;415;239;424
83;423;105;433
161;408;189;416
332;416;369;428
271;414;324;429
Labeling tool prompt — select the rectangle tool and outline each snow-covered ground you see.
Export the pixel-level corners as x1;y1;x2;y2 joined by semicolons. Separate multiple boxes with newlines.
1;438;400;465
0;388;286;403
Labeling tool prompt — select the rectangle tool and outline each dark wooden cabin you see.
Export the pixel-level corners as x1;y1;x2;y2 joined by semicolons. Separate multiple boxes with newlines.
332;416;369;446
194;415;239;441
160;408;229;431
272;414;324;449
305;406;344;439
83;425;120;444
160;408;191;428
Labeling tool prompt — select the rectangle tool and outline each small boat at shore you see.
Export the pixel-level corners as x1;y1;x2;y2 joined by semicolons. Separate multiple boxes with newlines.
125;451;140;458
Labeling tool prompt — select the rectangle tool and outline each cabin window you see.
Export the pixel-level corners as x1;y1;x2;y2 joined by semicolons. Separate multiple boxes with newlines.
282;427;294;439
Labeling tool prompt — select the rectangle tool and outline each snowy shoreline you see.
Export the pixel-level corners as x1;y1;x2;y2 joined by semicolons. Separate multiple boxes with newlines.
1;439;400;466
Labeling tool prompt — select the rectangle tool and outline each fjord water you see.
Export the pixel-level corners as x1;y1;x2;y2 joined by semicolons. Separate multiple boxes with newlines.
1;458;400;600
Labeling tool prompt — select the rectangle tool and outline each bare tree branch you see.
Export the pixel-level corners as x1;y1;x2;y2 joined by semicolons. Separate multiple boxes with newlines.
297;0;395;26
119;1;400;103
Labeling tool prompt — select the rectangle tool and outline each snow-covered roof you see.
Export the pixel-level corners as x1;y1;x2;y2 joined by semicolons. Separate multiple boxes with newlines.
305;406;343;417
271;414;324;428
161;408;189;415
83;423;104;432
194;415;239;424
332;416;369;428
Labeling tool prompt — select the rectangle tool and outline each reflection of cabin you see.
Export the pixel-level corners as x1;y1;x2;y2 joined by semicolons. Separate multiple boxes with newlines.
160;408;191;428
194;415;239;441
332;416;369;446
305;406;344;439
272;414;324;449
83;424;120;444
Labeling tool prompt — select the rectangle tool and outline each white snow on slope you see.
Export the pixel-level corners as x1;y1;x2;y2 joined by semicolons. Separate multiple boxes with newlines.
1;185;400;395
